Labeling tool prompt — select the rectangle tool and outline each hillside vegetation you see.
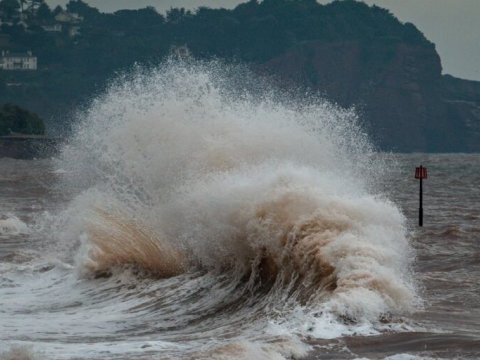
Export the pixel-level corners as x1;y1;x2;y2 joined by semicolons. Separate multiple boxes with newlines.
1;0;479;151
0;103;45;136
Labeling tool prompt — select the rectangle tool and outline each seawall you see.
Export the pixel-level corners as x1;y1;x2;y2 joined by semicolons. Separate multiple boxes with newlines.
0;136;60;159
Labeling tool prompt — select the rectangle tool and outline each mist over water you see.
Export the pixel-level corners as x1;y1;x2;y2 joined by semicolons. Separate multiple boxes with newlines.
1;60;421;359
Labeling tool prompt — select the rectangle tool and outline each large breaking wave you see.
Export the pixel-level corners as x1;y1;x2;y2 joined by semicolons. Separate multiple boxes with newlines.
53;59;418;358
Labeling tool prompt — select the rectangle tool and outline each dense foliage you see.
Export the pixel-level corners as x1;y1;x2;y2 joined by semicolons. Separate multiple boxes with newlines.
0;103;45;135
0;0;430;122
5;0;476;152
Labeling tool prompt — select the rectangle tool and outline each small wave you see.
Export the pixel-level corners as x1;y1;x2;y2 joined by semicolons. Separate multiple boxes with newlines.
0;345;42;360
190;339;309;360
0;251;36;264
422;225;467;239
440;225;464;237
383;355;435;360
0;216;28;236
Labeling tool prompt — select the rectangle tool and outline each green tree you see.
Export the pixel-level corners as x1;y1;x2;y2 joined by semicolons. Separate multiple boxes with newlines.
21;0;43;17
0;0;20;20
19;0;26;13
166;7;191;23
0;104;45;136
28;0;43;12
66;0;99;18
36;1;51;21
52;4;62;16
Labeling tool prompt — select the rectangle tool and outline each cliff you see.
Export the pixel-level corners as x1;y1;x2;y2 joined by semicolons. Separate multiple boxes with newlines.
261;39;480;152
440;75;480;152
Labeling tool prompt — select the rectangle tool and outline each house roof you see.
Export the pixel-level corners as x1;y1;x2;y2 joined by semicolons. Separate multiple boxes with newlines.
1;52;35;58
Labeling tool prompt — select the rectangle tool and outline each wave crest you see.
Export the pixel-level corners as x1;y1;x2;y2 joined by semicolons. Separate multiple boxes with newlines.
56;59;417;327
0;216;28;236
85;209;185;277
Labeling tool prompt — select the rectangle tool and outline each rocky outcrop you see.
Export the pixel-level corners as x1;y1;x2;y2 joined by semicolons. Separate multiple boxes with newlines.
0;136;59;159
441;75;480;152
261;40;480;152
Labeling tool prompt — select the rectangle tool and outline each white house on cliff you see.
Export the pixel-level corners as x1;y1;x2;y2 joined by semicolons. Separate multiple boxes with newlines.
0;51;37;71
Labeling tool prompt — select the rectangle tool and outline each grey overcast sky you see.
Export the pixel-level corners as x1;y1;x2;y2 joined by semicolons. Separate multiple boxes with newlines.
47;0;480;81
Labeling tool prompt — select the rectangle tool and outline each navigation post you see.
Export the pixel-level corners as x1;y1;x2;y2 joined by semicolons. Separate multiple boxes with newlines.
415;165;428;226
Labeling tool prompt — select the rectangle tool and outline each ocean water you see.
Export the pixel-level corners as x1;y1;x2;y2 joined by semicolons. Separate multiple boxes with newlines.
0;61;478;359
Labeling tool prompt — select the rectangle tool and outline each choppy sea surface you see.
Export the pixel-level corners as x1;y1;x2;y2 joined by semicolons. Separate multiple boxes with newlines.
0;61;479;360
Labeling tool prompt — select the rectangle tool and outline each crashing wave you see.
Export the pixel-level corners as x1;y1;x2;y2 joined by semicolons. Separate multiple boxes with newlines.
56;59;417;327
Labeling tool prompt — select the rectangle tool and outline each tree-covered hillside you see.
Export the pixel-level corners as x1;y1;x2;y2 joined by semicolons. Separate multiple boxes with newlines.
0;0;479;151
0;103;45;135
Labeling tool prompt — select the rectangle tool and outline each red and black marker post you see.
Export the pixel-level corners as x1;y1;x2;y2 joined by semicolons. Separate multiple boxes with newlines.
415;165;428;226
